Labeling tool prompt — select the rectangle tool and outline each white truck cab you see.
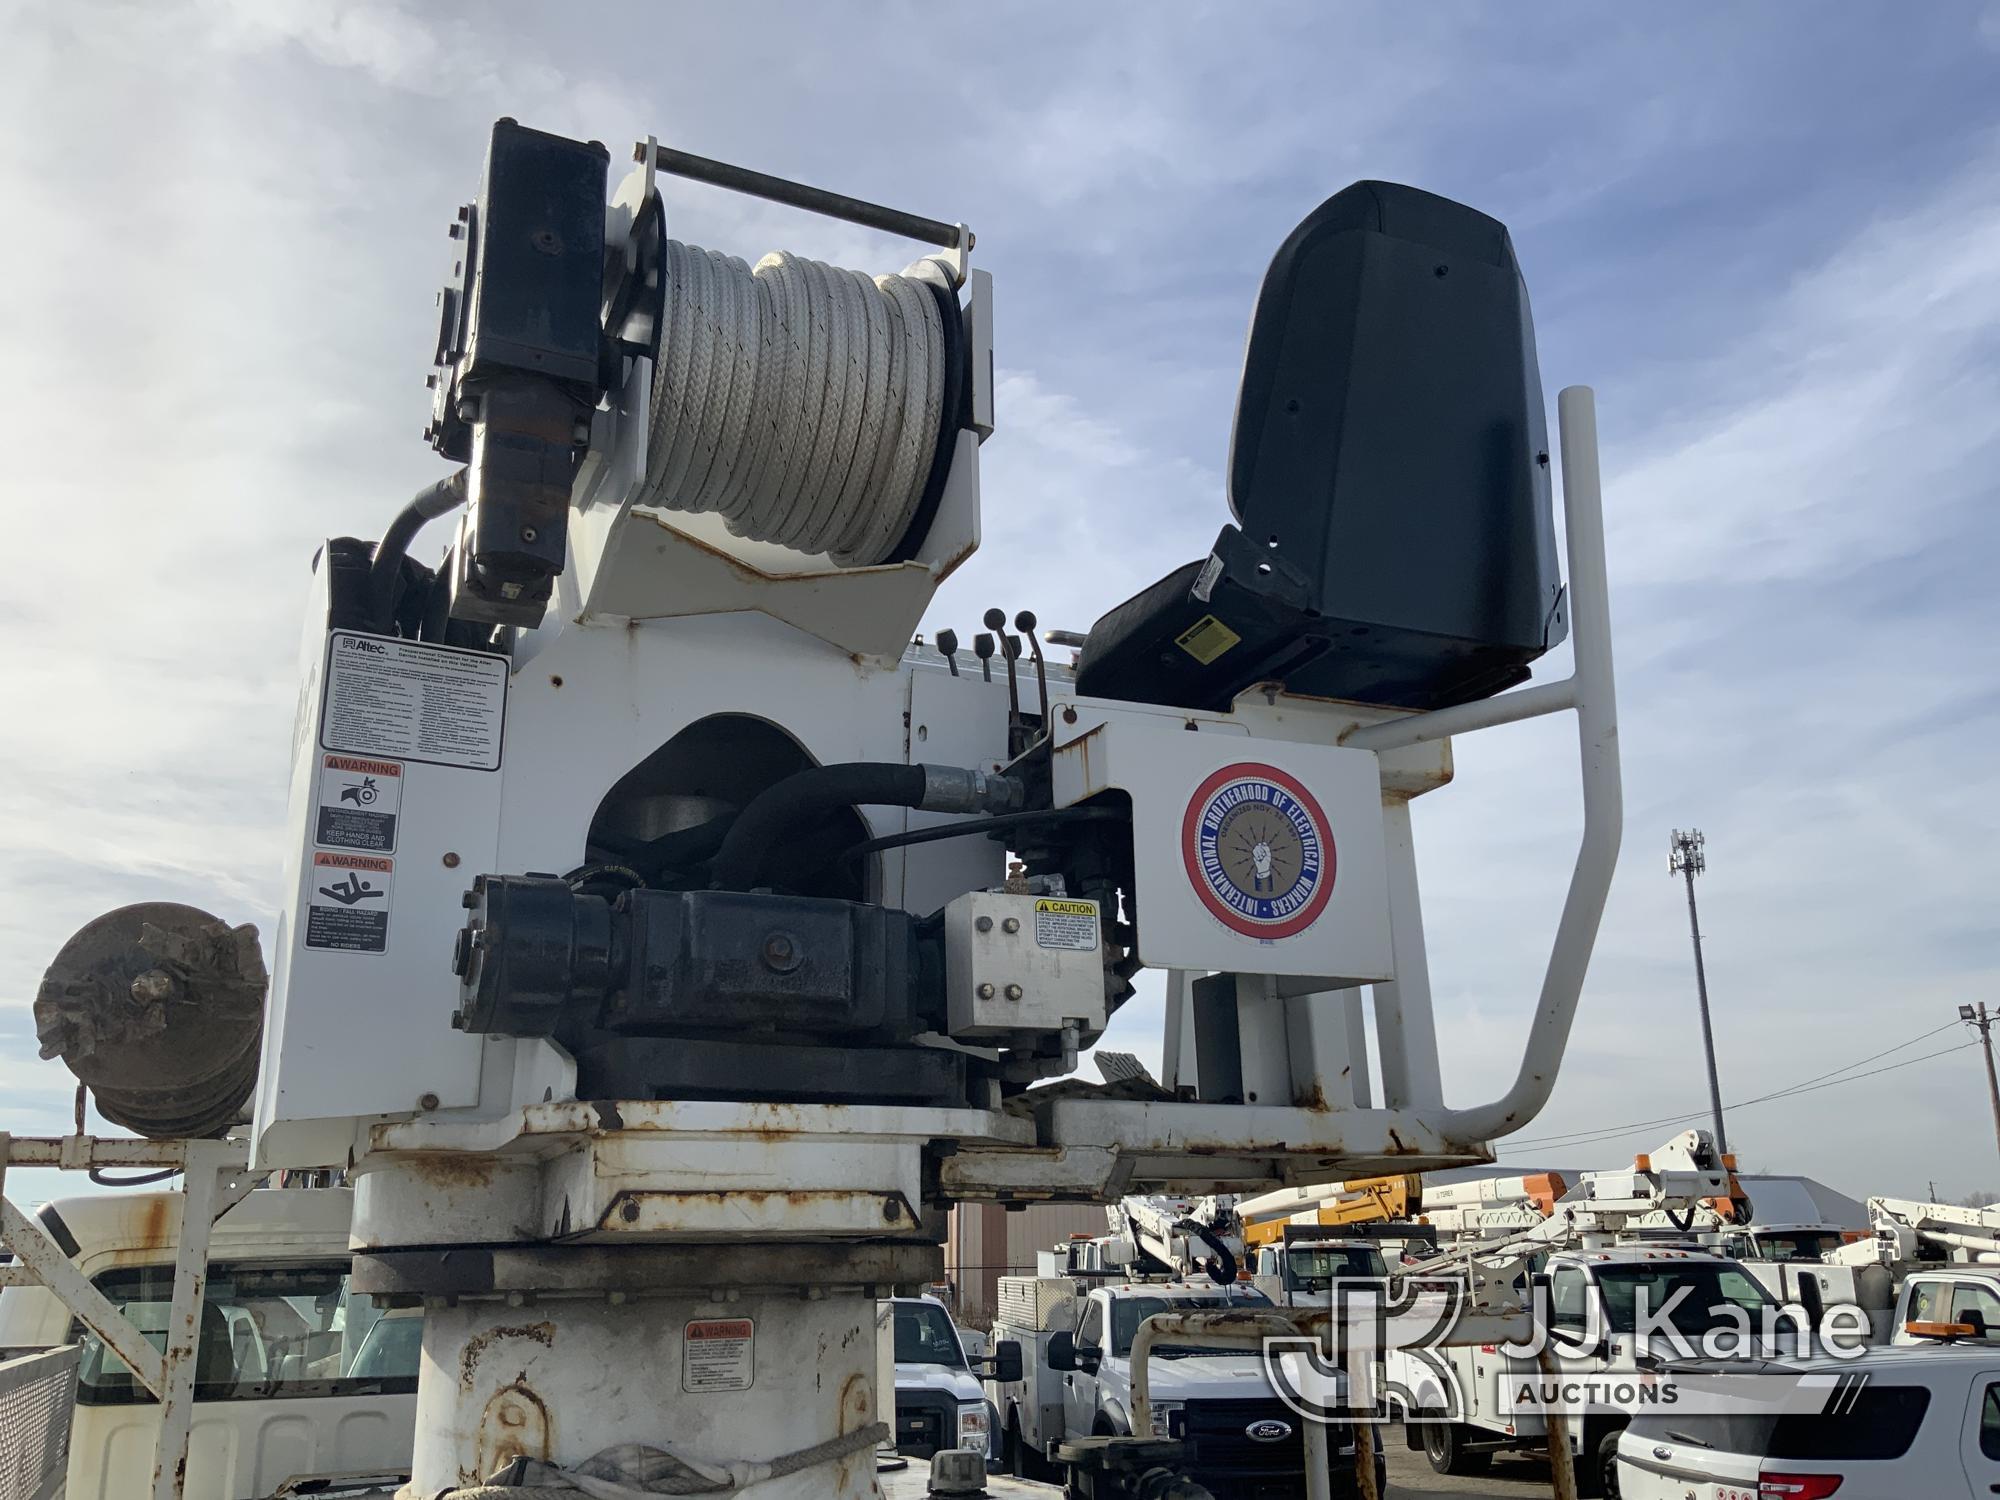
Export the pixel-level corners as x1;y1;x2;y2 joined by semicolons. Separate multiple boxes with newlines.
1393;1246;1784;1498
1897;1270;2000;1346
0;1185;416;1500
885;1294;1005;1461
1248;1237;1389;1308
991;1275;1381;1499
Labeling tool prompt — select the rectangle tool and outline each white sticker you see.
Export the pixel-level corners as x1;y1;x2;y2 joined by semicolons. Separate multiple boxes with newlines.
682;1318;754;1393
315;753;404;853
1191;552;1225;603
321;632;507;771
1034;897;1100;952
305;852;394;953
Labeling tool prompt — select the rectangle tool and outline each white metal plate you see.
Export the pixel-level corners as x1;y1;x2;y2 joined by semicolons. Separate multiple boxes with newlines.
1051;707;1393;981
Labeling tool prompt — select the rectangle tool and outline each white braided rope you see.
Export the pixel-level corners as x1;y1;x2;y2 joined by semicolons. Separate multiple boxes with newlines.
641;241;951;566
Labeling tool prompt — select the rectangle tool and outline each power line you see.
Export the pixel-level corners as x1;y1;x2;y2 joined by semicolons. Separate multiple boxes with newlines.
1509;1019;1963;1148
1508;1040;1979;1155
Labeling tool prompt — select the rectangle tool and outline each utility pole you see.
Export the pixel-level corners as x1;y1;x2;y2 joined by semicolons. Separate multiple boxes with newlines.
1670;829;1728;1156
1958;1002;2000;1170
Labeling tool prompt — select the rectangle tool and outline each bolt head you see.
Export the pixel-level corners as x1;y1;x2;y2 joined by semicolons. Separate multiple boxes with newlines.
1004;983;1024;1002
976;982;995;1000
1002;916;1020;934
975;915;993;933
418;1092;441;1111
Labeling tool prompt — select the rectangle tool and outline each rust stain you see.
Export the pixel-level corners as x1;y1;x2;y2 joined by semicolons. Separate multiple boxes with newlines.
740;1101;801;1144
1294;1082;1332;1112
476;1381;553;1482
459;1321;555;1393
406;1153;500;1190
601;1187;893;1231
1386;1127;1408;1153
136;1195;174;1251
834;1370;875;1500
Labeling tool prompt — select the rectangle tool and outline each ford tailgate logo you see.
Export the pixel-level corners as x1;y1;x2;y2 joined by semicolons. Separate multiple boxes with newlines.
1245;1419;1291;1442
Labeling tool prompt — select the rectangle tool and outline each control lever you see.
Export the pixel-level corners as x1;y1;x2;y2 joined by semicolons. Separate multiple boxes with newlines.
935;627;961;677
986;608;1022;733
973;632;995;682
1014;610;1050;736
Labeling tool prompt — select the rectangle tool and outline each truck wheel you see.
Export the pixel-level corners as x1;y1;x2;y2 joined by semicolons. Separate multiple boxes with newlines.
1006;1412;1056;1484
1593;1426;1624;1498
1570;1423;1624;1498
1421;1417;1489;1475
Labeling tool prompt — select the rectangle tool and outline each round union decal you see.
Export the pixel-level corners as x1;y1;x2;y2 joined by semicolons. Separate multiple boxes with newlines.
1181;762;1336;940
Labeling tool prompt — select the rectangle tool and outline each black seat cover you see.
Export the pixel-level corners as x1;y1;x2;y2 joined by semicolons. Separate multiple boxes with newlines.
1076;181;1565;713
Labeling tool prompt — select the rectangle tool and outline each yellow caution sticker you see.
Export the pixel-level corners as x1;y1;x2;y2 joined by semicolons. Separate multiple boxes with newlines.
1033;897;1099;951
1174;614;1241;665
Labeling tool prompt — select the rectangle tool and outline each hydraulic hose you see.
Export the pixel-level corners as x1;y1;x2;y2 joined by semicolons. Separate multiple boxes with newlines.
368;467;469;631
709;762;1022;891
1177;1219;1239;1286
590;811;738;879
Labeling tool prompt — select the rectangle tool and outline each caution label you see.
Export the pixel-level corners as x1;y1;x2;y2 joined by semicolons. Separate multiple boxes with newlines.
682;1318;754;1393
315;753;403;852
305;852;393;953
1034;897;1100;952
1174;614;1241;665
321;632;507;772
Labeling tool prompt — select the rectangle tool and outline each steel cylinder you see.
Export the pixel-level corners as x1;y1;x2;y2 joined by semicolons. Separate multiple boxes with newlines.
34;902;266;1139
409;1288;882;1497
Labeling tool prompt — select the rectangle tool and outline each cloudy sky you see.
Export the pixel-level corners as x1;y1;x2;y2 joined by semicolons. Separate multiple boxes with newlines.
4;3;1998;1209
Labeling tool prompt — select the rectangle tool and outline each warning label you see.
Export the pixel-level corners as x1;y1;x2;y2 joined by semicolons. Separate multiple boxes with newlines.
321;632;506;772
1174;614;1241;666
682;1318;754;1393
1034;897;1100;952
305;852;393;953
315;754;403;852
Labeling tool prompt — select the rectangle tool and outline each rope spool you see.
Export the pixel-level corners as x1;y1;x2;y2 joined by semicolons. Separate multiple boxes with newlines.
640;241;963;566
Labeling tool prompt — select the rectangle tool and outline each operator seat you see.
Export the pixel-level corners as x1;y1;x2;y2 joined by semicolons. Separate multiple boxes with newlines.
1074;181;1566;713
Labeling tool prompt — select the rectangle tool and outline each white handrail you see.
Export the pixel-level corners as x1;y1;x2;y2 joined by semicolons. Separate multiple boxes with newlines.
1346;387;1623;1141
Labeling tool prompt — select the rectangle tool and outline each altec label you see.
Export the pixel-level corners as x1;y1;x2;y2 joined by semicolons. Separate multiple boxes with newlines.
320;631;507;771
682;1318;754;1393
1181;761;1336;939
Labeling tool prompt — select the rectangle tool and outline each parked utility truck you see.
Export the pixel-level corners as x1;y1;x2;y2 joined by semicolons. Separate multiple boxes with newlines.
0;1183;416;1500
1385;1137;1779;1498
987;1272;1382;1500
884;1293;1017;1460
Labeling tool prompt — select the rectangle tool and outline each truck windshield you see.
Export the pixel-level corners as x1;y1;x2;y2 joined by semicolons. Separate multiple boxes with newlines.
74;1260;419;1404
1285;1245;1387;1291
893;1302;966;1368
1110;1292;1273;1357
1744;1230;1846;1262
1594;1263;1774;1336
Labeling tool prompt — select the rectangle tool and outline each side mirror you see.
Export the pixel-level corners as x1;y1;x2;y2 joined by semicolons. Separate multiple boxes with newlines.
1963;1307;1989;1338
1047;1331;1078;1372
990;1340;1024;1384
1796;1275;1825;1327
